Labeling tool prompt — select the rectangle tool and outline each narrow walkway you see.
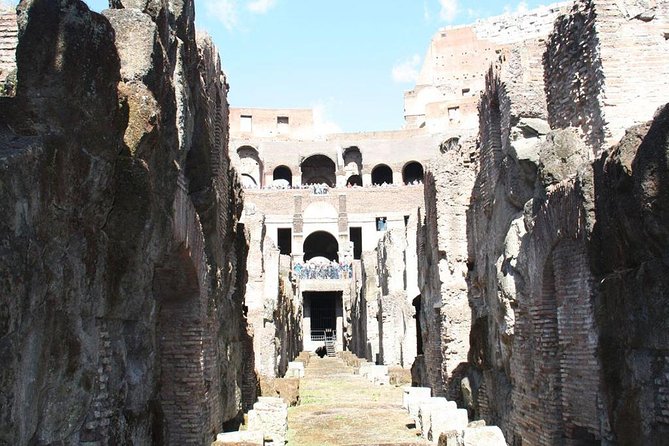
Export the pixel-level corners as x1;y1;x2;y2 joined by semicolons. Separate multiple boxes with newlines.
287;357;430;446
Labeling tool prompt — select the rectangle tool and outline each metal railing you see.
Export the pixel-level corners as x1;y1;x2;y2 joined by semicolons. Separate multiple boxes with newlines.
311;329;336;342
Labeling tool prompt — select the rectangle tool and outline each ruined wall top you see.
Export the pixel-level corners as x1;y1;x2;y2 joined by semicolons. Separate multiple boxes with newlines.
403;2;569;134
0;6;17;92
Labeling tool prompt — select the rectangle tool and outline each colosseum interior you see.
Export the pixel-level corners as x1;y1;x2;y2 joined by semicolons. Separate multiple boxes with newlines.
0;0;667;445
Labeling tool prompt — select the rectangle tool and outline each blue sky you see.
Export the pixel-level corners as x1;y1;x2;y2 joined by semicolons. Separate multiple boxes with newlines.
9;0;555;132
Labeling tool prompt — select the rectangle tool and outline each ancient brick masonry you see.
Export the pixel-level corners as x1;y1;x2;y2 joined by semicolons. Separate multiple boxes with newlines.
419;1;669;444
0;1;249;444
0;6;16;91
544;0;669;153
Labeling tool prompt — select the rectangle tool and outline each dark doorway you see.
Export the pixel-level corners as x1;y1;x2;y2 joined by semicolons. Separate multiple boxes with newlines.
277;228;291;255
371;164;393;185
301;154;336;187
303;231;339;262
346;175;362;187
273;165;292;186
412;295;423;355
403;161;424;184
304;291;342;341
349;227;362;260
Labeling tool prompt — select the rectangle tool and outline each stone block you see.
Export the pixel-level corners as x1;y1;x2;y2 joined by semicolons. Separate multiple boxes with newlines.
403;386;431;410
247;397;288;445
213;430;264;445
438;430;464;446
418;397;457;438
368;365;390;385
462;426;506;445
429;408;469;442
285;361;305;378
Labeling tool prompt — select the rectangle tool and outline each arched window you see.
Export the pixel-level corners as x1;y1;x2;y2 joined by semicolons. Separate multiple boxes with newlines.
402;161;424;184
371;164;393;186
237;146;263;188
343;146;363;176
272;165;292;187
303;231;339;262
301;154;336;187
346;175;362;187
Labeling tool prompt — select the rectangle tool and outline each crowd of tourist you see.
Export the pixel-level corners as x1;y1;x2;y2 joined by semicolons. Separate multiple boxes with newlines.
293;260;352;280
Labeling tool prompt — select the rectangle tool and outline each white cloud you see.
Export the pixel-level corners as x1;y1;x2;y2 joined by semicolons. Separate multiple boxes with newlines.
504;1;529;14
438;0;458;22
423;0;432;22
247;0;276;14
391;54;422;84
203;0;238;31
312;101;341;137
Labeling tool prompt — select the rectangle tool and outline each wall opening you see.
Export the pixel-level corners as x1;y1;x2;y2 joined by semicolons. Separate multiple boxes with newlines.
277;116;289;134
343;146;363;176
303;291;343;344
346;175;362;187
371;164;393;185
376;217;387;231
303;231;339;262
301;154;336;187
272;165;292;187
240;114;252;132
277;228;292;255
412;295;423;355
402;161;424;184
349;227;362;260
237;146;263;188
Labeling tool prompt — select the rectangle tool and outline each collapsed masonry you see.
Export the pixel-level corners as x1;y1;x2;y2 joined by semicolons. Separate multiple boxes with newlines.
416;0;669;444
0;0;252;444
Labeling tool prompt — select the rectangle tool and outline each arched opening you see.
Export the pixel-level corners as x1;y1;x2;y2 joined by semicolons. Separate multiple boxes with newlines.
240;174;257;188
346;175;362;187
237;145;263;188
403;161;424;184
303;231;339;262
343;146;363;176
371;164;393;186
154;248;207;444
272;165;292;187
301;154;336;187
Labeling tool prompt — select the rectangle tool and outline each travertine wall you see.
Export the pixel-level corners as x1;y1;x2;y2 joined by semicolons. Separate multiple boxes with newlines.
243;212;303;379
417;137;477;399
544;0;669;153
0;1;249;444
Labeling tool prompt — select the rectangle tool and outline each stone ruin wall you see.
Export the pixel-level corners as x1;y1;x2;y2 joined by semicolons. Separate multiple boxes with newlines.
417;137;477;400
243;212;302;381
350;216;420;368
544;0;669;153
0;1;250;444
419;0;669;443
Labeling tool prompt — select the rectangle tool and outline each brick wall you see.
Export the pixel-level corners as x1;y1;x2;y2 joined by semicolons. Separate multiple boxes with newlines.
544;0;669;153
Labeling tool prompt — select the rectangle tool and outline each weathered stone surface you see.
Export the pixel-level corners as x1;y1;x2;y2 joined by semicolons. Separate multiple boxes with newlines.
462;426;506;445
213;430;264;445
259;377;300;407
430;408;469;442
0;0;248;444
247;397;288;445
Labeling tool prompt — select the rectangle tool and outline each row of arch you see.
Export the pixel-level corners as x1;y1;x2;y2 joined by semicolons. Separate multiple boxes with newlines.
237;146;424;188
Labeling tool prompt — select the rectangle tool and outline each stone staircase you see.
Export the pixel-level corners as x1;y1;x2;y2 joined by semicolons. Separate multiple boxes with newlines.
325;338;336;357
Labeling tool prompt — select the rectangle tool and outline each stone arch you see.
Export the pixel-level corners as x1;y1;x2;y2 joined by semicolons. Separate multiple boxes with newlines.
301;154;336;186
153;185;212;445
272;165;292;187
303;230;339;262
343;146;362;176
346;174;362;187
511;182;604;444
237;145;263;188
402;161;424;184
371;164;393;185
